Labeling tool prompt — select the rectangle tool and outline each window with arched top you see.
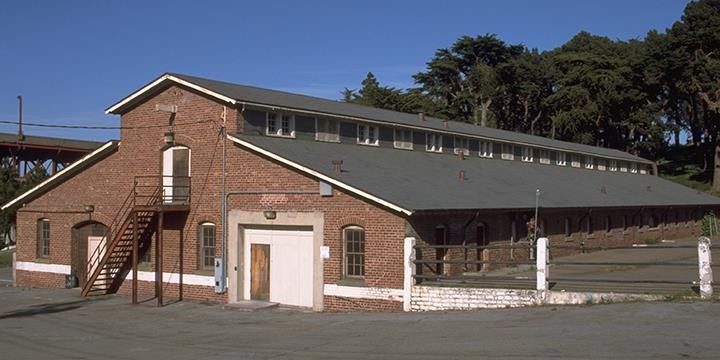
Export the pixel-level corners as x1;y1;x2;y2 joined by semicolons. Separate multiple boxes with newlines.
37;219;50;258
198;222;216;271
343;226;365;278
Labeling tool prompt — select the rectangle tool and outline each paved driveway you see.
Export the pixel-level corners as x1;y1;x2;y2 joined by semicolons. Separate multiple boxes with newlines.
1;287;718;359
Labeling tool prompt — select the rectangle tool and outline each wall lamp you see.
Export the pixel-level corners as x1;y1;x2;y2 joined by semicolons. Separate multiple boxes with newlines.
83;204;95;213
263;210;277;220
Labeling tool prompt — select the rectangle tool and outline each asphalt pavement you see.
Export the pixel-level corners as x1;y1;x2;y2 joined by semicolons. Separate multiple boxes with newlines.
1;287;719;359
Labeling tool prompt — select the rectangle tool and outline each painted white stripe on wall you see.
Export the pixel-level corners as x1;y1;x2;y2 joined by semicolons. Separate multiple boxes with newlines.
125;271;215;287
16;261;71;275
324;284;403;302
16;262;214;287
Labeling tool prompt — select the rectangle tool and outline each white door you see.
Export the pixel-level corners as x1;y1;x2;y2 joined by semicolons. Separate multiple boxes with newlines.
87;236;107;289
243;229;314;307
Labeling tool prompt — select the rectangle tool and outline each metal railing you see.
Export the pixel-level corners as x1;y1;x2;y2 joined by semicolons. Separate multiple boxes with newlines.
134;175;191;205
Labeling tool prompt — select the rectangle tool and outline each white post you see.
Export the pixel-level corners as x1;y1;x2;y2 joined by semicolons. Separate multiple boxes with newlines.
403;237;416;312
12;251;16;287
536;237;548;303
698;236;713;299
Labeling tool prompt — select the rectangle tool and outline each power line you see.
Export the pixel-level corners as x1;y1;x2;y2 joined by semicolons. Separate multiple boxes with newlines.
0;119;216;130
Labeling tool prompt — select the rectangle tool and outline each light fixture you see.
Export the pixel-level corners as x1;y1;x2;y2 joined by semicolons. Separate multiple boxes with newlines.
83;204;95;213
263;210;277;220
164;131;175;145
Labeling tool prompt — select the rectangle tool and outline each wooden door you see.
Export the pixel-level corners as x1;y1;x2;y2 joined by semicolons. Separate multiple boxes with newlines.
250;244;270;301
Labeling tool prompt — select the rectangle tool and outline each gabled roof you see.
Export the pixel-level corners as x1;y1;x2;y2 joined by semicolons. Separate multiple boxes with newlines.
228;134;720;213
107;73;651;164
1;141;119;210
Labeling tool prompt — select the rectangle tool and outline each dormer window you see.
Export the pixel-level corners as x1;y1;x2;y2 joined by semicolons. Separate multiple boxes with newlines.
608;160;617;171
501;144;514;160
630;163;638;174
620;161;628;172
316;118;339;142
521;147;533;162
266;112;295;137
426;133;442;152
640;166;648;175
357;123;379;146
453;137;469;155
393;129;413;150
597;159;606;171
571;154;581;168
538;149;550;164
479;141;493;158
556;152;567;166
584;156;594;169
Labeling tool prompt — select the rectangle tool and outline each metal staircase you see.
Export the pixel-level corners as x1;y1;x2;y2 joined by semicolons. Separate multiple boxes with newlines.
81;176;190;298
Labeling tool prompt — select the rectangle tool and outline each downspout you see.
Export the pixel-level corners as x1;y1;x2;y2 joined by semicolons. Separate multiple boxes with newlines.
220;106;227;293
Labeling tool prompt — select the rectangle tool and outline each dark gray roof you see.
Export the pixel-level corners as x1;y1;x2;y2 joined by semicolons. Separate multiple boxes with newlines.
0;132;105;151
232;134;720;212
167;73;650;164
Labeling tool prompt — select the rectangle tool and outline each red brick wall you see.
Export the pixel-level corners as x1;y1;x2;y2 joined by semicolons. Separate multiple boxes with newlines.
324;295;403;312
16;270;66;288
14;84;406;311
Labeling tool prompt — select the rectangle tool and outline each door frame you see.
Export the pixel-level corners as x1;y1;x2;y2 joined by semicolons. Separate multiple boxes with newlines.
227;211;324;311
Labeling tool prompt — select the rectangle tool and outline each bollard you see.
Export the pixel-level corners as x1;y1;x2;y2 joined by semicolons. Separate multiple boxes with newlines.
403;237;416;312
536;237;549;303
697;237;713;299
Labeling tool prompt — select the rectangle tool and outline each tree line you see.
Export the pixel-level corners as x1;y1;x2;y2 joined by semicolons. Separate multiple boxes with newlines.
343;0;720;190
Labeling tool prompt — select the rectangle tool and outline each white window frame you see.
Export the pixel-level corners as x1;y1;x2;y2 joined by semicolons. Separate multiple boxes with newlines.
426;133;442;152
620;162;628;172
584;156;594;169
393;129;413;150
640;167;648;175
266;112;295;138
521;147;533;162
501;143;514;160
556;152;567;166
315;118;340;142
453;137;469;156
479;141;493;158
357;123;379;146
571;154;581;168
343;226;365;279
538;150;550;164
608;160;617;171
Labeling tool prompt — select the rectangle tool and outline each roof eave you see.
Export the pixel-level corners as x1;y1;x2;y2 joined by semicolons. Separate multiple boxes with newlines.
226;134;414;216
1;141;120;211
104;74;237;115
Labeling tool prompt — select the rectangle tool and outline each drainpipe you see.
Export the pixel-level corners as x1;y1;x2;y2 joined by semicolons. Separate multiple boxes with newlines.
220;106;227;293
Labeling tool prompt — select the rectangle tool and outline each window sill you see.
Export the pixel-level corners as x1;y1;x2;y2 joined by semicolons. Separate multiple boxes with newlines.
195;269;214;276
34;257;51;263
393;145;414;151
266;133;296;139
138;263;153;272
356;142;379;147
316;138;341;143
337;278;367;287
426;149;443;153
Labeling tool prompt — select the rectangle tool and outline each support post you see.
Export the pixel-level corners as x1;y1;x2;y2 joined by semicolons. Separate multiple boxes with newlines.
403;237;416;312
536;237;549;303
698;236;713;299
132;211;138;305
157;212;164;306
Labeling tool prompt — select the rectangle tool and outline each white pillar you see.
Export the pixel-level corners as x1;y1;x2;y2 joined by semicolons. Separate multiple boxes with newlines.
536;237;549;303
403;237;416;312
698;236;713;299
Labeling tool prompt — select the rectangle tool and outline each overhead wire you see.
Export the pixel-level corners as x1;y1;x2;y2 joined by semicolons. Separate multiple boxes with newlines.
0;118;215;130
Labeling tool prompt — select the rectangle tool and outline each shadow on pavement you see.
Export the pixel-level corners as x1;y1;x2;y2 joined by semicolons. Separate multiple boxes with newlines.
0;297;106;320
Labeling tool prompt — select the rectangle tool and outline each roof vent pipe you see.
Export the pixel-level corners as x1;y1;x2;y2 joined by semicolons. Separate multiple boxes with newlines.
418;112;425;121
442;120;448;129
458;170;466;181
457;152;465;160
332;160;344;173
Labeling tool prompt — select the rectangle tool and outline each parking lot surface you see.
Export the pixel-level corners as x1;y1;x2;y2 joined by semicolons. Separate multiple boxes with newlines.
1;287;719;359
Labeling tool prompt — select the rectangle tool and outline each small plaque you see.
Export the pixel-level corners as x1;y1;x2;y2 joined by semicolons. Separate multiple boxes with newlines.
320;246;330;259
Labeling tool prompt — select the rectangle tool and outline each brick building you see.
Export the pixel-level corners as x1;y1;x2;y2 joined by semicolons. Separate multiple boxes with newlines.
4;73;720;311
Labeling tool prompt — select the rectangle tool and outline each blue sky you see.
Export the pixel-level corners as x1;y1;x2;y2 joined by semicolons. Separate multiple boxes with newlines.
0;0;689;141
